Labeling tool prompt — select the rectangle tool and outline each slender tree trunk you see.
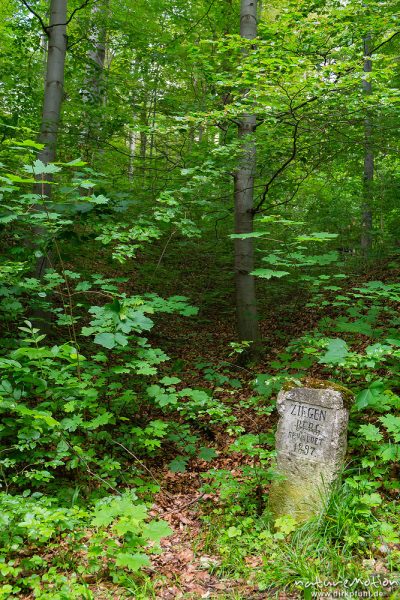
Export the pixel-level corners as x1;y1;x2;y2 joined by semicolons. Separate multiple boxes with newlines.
140;107;148;182
361;33;373;255
37;0;67;174
81;0;107;163
85;3;106;104
234;0;261;344
128;131;136;182
34;0;67;279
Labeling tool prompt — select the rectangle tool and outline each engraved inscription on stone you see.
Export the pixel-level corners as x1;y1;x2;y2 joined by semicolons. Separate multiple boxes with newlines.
269;385;350;522
281;401;334;461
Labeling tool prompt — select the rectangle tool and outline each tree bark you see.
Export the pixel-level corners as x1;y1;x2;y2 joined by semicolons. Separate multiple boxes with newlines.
361;33;373;255
37;0;67;175
85;2;106;105
34;0;67;280
80;0;107;166
234;0;261;344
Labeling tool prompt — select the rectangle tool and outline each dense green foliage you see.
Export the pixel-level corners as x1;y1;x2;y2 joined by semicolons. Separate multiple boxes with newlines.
0;0;399;597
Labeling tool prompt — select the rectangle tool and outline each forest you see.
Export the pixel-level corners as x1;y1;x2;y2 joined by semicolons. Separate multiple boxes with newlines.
0;0;399;597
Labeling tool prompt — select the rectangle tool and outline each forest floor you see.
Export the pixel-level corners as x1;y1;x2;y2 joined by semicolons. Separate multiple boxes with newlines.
86;277;317;598
19;252;400;599
110;256;398;599
88;280;335;598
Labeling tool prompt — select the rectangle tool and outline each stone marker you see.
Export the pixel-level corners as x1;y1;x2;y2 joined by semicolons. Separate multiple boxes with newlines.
269;384;351;522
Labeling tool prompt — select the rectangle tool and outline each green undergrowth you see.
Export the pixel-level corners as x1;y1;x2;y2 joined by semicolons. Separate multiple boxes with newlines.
199;474;399;596
0;158;399;598
195;271;400;597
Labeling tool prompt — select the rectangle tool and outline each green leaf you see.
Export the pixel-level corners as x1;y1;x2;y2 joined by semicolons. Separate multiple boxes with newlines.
380;444;400;462
356;381;384;409
379;414;400;438
114;332;128;346
168;456;188;473
295;232;338;242
94;332;115;349
105;299;121;314
5;174;36;183
115;552;150;572
14;139;45;150
160;376;181;385
142;520;172;542
319;339;348;365
90;194;109;205
250;269;290;279
230;232;265;239
0;213;17;224
359;424;383;442
359;493;382;507
130;311;154;331
274;515;298;535
63;158;87;167
84;412;113;430
198;447;217;461
23;160;62;175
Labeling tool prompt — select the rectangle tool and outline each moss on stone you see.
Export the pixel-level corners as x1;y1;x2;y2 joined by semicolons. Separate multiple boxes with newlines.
282;377;354;410
269;477;330;524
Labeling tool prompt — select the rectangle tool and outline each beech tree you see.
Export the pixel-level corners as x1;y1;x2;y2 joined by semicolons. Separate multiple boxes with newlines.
36;0;68;172
234;0;261;345
361;33;374;255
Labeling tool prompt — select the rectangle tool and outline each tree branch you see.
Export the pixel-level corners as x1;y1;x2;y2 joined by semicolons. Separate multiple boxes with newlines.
48;0;92;29
20;0;92;35
253;120;300;214
20;0;49;36
371;31;400;54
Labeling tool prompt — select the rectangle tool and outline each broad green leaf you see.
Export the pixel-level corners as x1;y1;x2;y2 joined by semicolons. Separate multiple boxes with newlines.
23;160;61;175
114;332;128;346
168;456;188;473
359;423;383;442
94;332;115;349
115;552;150;572
130;311;154;331
90;194;109;205
251;269;290;279
14;139;45;150
379;414;400;439
198;447;217;461
105;299;121;314
230;232;265;239
356;381;384;409
380;444;400;462
359;493;382;507
319;339;348;365
295;232;338;242
84;412;113;430
160;376;181;385
63;158;87;167
142;520;172;542
5;174;37;183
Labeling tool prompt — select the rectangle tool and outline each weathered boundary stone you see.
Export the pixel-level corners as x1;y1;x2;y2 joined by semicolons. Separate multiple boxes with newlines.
269;385;351;522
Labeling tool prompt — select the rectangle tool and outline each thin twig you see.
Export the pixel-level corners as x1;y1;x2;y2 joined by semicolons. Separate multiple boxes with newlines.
113;441;175;500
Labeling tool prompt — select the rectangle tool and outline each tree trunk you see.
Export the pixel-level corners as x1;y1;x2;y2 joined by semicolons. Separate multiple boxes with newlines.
34;0;67;280
128;131;136;182
81;0;107;165
37;0;67;176
85;2;106;105
361;33;373;255
234;0;261;344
